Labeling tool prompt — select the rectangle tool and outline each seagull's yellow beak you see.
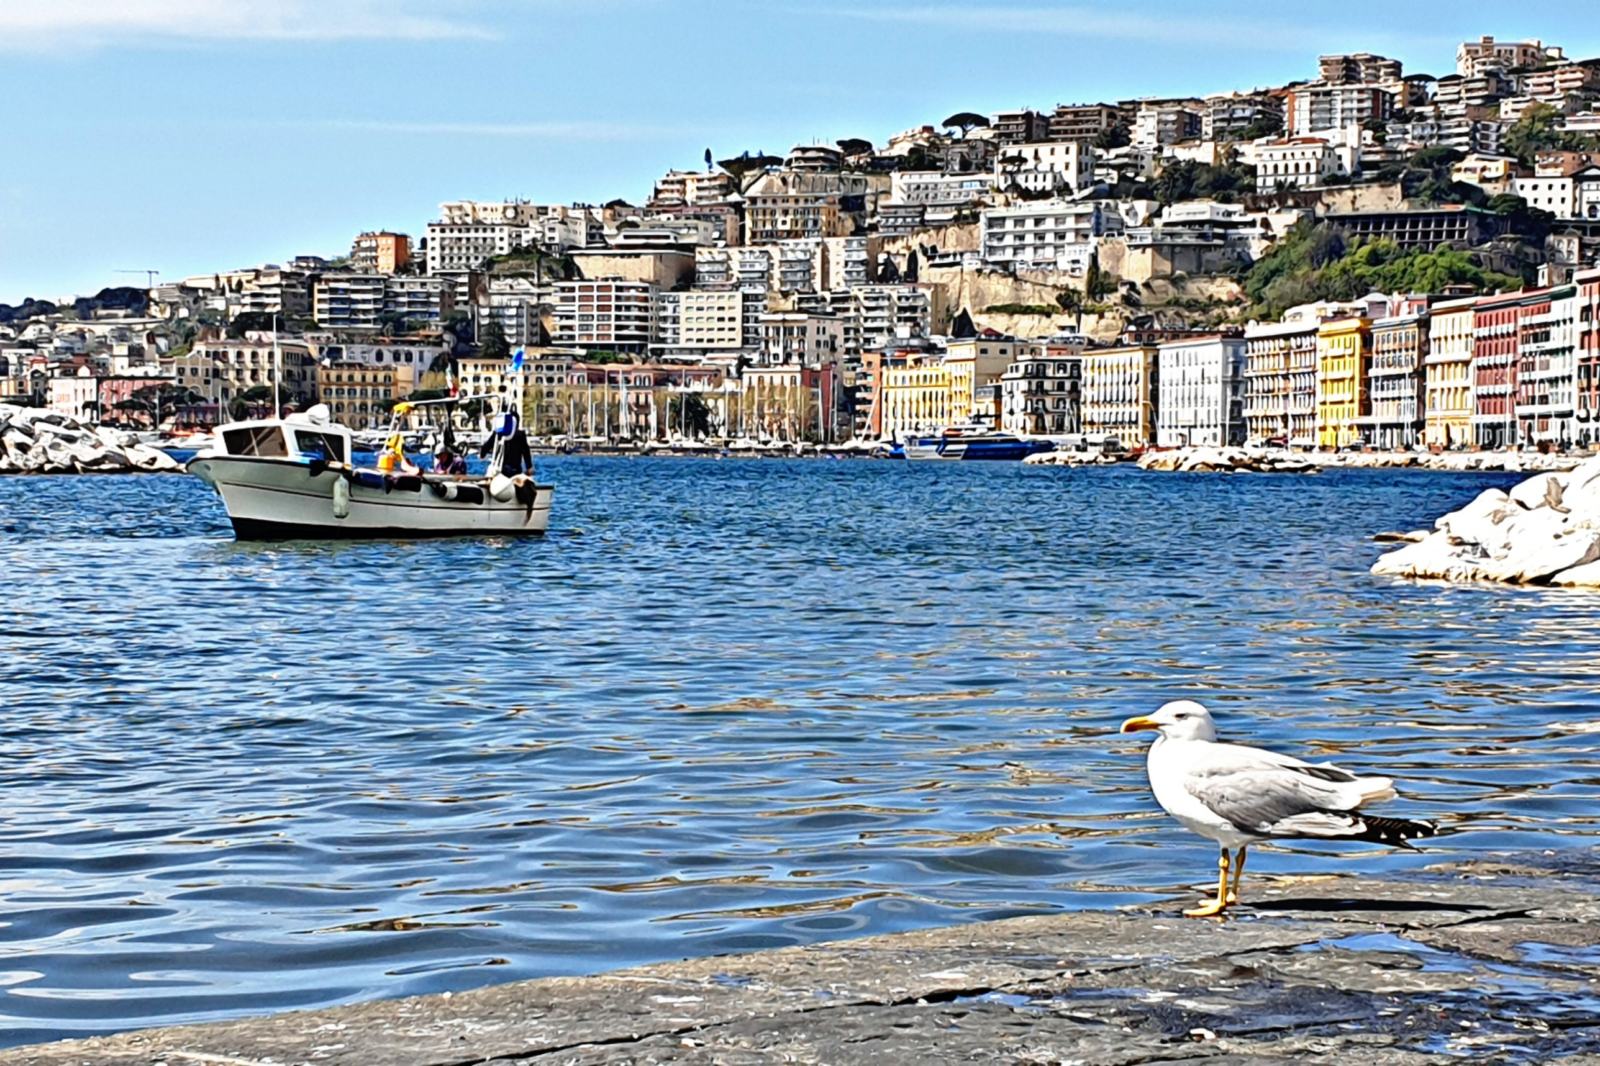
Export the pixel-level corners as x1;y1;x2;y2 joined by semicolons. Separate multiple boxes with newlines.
1120;715;1160;734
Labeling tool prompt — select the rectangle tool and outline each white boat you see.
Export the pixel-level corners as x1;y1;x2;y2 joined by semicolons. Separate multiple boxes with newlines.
187;406;553;540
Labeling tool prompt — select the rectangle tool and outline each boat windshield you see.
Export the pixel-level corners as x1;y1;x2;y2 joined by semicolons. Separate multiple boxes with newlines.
222;425;288;458
292;429;347;463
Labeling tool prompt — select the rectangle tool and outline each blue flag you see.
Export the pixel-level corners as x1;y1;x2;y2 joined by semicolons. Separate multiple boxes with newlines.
511;348;525;372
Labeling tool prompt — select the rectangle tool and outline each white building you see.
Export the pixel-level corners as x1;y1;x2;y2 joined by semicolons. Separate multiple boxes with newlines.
1131;103;1203;148
1284;82;1393;138
999;350;1082;436
654;290;745;351
827;285;935;359
1254;137;1356;190
887;171;992;210
993;141;1095;195
1516;287;1579;445
1155;336;1247;447
1512;173;1577;218
980;200;1119;271
481;277;556;348
313;275;452;331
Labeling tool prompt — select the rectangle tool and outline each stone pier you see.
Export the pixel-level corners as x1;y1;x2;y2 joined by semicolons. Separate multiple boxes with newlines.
7;853;1599;1065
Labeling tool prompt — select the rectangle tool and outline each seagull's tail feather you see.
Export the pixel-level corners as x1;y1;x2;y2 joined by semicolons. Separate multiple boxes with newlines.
1347;813;1438;851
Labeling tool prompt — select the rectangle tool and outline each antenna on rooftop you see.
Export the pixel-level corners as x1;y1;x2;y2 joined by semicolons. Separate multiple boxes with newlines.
116;269;161;287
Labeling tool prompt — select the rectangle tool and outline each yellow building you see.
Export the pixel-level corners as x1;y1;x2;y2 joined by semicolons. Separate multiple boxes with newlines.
943;335;1031;425
880;357;952;439
1423;297;1475;448
1081;345;1158;446
316;363;415;429
1314;317;1370;449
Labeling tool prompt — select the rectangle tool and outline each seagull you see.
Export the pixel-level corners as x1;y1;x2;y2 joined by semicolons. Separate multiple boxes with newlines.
1119;700;1437;917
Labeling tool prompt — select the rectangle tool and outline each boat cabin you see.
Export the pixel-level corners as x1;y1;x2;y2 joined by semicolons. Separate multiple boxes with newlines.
214;410;353;465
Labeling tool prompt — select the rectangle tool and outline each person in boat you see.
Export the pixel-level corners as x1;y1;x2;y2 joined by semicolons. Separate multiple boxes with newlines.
377;432;419;476
434;445;467;476
480;412;533;478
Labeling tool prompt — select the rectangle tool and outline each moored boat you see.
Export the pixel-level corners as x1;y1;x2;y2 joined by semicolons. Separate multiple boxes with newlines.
902;426;1055;462
187;405;552;540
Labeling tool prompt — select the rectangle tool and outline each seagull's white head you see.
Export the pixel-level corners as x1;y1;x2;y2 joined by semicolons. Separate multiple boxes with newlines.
1120;700;1217;742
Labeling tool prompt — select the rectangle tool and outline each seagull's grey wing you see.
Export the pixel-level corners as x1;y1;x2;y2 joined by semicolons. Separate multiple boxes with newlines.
1181;743;1385;837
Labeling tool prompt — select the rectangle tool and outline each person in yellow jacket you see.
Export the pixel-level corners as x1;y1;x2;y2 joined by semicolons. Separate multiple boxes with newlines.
376;432;419;475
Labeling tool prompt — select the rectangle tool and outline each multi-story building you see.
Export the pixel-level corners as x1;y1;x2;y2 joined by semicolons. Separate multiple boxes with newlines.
1243;314;1319;446
758;311;844;368
999;349;1081;436
879;353;951;440
313;275;452;331
827;285;936;361
786;144;844;172
1318;53;1403;86
1457;36;1564;79
481;277;556;348
1315;316;1371;449
943;333;1031;426
317;363;414;429
1577;269;1600;447
1155;335;1246;447
653;290;745;352
1321;206;1496;250
166;337;316;414
1254;137;1355;189
980;200;1118;271
1285;82;1393;138
822;236;879;290
887;171;992;209
1369;307;1429;449
1516;285;1579;446
1423;297;1477;449
1202;92;1284;142
1519;62;1600;103
1048;103;1122;143
1081;345;1158;446
214;267;313;321
1472;290;1524;448
993;141;1095;195
1513;172;1577;217
349;231;411;274
304;334;449;379
1131;102;1202;148
554;279;657;354
742;172;865;243
648;169;737;208
424;201;542;275
990;109;1050;145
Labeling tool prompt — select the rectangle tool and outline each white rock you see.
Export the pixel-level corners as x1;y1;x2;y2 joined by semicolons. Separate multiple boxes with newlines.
1435;488;1516;547
1548;560;1600;587
1475;508;1600;583
1508;471;1568;511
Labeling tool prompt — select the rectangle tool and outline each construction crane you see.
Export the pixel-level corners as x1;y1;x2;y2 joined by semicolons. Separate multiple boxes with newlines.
116;268;160;287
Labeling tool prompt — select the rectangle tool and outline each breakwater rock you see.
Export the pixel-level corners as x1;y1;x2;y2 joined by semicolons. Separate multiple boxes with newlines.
1137;446;1317;473
0;404;181;474
1313;450;1585;473
1022;449;1121;466
1372;454;1600;586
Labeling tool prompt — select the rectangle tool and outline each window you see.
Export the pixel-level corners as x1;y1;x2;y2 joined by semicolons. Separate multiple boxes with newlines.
222;426;288;458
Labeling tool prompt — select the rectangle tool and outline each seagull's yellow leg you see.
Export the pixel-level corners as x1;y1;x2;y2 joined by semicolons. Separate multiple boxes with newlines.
1183;848;1231;918
1228;845;1248;904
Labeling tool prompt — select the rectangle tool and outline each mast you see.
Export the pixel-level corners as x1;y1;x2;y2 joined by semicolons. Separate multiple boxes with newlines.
272;312;283;419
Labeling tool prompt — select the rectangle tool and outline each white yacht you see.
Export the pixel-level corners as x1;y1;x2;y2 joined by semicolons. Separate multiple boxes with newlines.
187;405;553;540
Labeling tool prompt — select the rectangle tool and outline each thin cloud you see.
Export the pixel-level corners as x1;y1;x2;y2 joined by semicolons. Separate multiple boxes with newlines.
808;4;1429;54
0;0;497;50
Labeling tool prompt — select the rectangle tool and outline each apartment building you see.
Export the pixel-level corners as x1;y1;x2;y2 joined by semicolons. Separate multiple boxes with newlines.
980;200;1117;271
1243;315;1319;445
827;285;936;361
742;172;865;243
1472;290;1523;448
1081;345;1158;446
1315;316;1371;449
1423;297;1477;448
1515;285;1579;445
757;311;843;369
481;277;556;348
943;333;1032;426
993;141;1095;195
654;290;745;351
424;200;550;275
990;109;1050;145
1202;92;1285;142
1285;82;1393;137
167;338;316;410
317;363;414;429
1254;137;1355;189
1369;308;1429;449
999;350;1081;435
1047;103;1122;143
554;279;657;354
349;231;411;274
1577;269;1600;446
648;169;737;208
1155;335;1247;447
313;275;452;331
1131;102;1203;148
1457;36;1564;79
1318;53;1403;85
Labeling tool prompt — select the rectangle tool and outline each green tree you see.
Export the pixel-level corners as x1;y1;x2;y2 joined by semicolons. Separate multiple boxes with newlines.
667;392;714;438
479;319;511;362
1092;123;1131;151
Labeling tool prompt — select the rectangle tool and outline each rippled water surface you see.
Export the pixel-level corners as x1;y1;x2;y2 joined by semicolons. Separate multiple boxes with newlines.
4;459;1600;1046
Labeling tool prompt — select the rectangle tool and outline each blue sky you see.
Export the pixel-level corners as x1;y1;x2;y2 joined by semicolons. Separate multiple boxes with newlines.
1;0;1595;304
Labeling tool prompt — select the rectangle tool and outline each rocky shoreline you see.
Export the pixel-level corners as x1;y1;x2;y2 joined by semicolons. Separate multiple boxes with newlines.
1372;454;1600;586
6;851;1596;1065
1132;445;1587;475
0;405;181;475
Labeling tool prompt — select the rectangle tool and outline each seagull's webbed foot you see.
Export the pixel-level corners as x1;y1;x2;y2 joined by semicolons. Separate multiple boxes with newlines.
1183;847;1233;918
1183;896;1229;918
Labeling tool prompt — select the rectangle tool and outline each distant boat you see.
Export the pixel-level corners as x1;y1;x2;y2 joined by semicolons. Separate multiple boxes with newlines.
187;406;552;540
902;426;1055;462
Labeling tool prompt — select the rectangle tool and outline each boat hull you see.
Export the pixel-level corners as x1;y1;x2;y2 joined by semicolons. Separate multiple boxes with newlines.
189;456;552;539
903;436;1054;461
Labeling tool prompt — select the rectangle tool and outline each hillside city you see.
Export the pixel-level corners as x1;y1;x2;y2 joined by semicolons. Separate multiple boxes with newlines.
6;33;1600;452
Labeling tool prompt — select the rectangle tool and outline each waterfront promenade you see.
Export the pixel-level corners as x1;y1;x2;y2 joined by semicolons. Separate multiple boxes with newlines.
10;851;1598;1065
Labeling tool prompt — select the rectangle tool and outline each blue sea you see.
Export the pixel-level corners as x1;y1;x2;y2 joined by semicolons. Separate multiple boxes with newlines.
1;458;1597;1046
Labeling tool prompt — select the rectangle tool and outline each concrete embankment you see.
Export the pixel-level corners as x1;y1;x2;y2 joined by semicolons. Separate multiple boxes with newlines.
9;852;1599;1065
